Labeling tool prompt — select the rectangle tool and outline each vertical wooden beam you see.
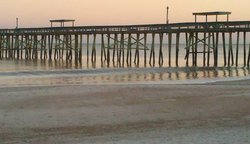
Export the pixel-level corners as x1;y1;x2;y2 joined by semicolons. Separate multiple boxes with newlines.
207;33;211;66
168;33;172;67
222;32;226;66
44;35;47;60
228;32;232;67
40;35;44;60
118;33;123;64
134;33;140;66
176;33;180;67
127;34;132;66
144;33;147;67
65;35;69;60
247;44;250;67
211;33;215;66
92;34;96;63
113;34;117;63
185;33;190;66
215;32;219;67
230;33;234;66
21;35;24;59
28;36;32;60
0;36;2;59
87;34;90;63
194;32;198;66
16;35;20;60
243;31;246;67
203;32;206;66
107;34;111;64
10;35;13;59
69;35;73;60
159;33;164;66
236;32;240;66
75;34;79;63
149;33;155;66
101;34;105;62
191;33;195;66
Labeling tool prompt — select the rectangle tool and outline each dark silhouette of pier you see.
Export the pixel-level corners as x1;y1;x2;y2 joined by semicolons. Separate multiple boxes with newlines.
0;12;250;67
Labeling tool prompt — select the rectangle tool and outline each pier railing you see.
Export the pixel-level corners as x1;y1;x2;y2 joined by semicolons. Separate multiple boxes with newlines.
1;21;250;35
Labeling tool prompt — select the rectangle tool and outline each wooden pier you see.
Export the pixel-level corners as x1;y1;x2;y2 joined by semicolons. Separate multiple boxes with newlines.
0;12;250;68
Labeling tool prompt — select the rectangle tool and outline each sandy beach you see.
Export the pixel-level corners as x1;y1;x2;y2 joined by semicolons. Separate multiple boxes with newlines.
0;80;250;144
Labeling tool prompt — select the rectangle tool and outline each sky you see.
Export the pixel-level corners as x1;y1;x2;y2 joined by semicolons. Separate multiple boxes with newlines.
0;0;250;28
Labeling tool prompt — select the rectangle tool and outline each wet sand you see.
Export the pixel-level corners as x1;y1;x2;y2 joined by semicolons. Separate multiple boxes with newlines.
0;80;250;144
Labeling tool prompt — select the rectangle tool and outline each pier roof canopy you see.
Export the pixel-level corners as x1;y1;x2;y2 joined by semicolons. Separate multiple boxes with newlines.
50;19;75;27
193;11;231;16
193;11;231;22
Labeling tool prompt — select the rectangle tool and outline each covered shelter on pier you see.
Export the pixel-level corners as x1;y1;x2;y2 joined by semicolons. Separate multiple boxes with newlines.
50;19;75;27
193;11;232;22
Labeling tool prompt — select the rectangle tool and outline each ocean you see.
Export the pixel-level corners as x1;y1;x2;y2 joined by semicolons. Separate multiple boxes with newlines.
0;44;249;87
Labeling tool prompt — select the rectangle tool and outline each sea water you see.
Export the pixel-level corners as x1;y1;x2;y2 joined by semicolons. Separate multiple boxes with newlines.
0;44;249;87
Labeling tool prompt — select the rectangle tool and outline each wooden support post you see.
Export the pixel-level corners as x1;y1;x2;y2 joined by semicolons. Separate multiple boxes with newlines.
149;33;155;66
168;33;172;67
203;32;206;66
49;35;53;60
236;32;240;66
113;34;118;63
0;36;2;59
144;33;147;67
212;33;215;66
6;36;9;59
185;33;190;66
194;32;198;66
112;34;116;63
230;33;234;66
222;32;226;66
101;34;105;62
21;35;24;59
107;34;111;64
247;44;250;67
75;34;79;63
33;35;38;60
176;33;180;67
207;33;211;66
215;32;219;67
228;32;232;67
87;34;90;63
243;31;246;67
24;36;28;59
119;33;125;64
191;33;195;66
127;34;132;66
65;35;69;60
54;35;58;60
134;33;140;66
11;35;14;59
40;35;44;60
44;35;47;60
79;35;82;63
69;35;73;60
28;36;32;60
16;35;20;59
92;34;96;63
159;33;164;66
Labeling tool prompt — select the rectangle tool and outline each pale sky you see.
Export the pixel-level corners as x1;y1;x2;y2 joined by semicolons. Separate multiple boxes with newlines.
0;0;250;28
